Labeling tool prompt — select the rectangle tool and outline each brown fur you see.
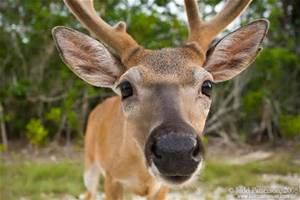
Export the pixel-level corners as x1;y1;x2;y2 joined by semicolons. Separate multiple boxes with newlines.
138;47;204;85
85;97;164;199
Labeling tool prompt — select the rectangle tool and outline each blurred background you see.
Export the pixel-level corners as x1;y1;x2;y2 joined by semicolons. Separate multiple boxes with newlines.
0;0;299;199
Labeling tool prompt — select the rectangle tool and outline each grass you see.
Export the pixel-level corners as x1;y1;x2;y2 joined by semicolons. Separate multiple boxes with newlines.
201;154;300;189
0;158;84;200
0;153;299;199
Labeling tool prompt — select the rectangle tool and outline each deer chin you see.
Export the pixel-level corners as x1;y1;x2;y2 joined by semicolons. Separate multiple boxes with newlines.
148;160;204;187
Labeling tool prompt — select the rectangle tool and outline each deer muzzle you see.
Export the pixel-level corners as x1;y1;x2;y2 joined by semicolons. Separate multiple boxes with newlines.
145;121;205;185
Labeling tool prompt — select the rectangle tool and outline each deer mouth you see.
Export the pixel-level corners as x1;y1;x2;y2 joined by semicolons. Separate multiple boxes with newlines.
148;161;204;186
161;175;192;184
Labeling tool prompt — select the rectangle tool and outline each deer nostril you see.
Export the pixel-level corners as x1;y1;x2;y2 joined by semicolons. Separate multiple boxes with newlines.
191;142;201;162
151;141;162;159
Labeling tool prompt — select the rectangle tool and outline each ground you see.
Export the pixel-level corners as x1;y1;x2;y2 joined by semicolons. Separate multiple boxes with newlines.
1;139;300;200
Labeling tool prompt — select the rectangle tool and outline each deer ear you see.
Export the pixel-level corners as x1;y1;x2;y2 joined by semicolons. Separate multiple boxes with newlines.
203;20;269;83
52;26;125;88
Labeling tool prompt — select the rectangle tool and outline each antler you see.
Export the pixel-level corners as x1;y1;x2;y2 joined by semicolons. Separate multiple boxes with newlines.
63;0;143;66
185;0;253;52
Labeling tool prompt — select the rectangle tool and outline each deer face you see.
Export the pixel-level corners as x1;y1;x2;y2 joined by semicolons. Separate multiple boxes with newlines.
115;49;211;184
53;0;268;186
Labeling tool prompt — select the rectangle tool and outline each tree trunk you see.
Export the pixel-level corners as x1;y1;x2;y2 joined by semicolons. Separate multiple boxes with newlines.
54;114;66;142
0;102;8;150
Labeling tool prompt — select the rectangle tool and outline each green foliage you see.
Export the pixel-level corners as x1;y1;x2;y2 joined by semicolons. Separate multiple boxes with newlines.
0;113;12;123
26;119;48;145
45;107;61;123
243;90;265;114
279;114;300;139
67;111;79;131
255;48;299;82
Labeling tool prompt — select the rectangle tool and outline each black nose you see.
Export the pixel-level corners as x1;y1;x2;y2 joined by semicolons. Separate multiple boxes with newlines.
146;123;204;177
152;133;201;161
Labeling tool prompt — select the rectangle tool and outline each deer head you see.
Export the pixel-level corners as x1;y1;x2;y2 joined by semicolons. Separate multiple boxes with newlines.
52;0;268;185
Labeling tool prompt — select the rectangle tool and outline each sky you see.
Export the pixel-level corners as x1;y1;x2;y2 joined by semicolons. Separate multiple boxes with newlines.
126;0;239;33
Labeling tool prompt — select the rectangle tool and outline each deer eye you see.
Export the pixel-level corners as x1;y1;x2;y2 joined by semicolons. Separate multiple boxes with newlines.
118;80;133;100
201;80;213;97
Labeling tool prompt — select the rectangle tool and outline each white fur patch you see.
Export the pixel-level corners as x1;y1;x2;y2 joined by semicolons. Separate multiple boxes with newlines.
119;175;140;188
193;68;213;84
127;67;141;82
84;163;101;192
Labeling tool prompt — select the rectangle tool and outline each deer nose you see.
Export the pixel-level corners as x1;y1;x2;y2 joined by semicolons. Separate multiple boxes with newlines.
152;134;201;162
145;123;204;178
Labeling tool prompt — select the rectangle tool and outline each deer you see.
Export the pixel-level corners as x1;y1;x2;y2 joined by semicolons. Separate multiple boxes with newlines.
52;0;268;199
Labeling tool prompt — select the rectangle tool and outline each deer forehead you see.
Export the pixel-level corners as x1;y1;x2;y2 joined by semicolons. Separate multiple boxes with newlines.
129;47;206;85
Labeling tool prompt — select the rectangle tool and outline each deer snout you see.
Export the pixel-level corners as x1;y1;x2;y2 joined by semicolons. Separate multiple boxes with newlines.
151;133;201;172
145;123;204;184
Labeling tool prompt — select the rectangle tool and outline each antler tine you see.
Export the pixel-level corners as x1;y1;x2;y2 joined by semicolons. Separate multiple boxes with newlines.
63;0;142;66
185;0;253;53
184;0;204;36
207;0;253;37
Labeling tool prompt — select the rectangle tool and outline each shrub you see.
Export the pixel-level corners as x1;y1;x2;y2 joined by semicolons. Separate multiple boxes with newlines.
279;114;300;138
45;107;61;123
26;119;48;145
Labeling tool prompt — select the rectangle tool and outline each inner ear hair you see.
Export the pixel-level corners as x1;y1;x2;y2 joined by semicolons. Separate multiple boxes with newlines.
205;38;220;60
